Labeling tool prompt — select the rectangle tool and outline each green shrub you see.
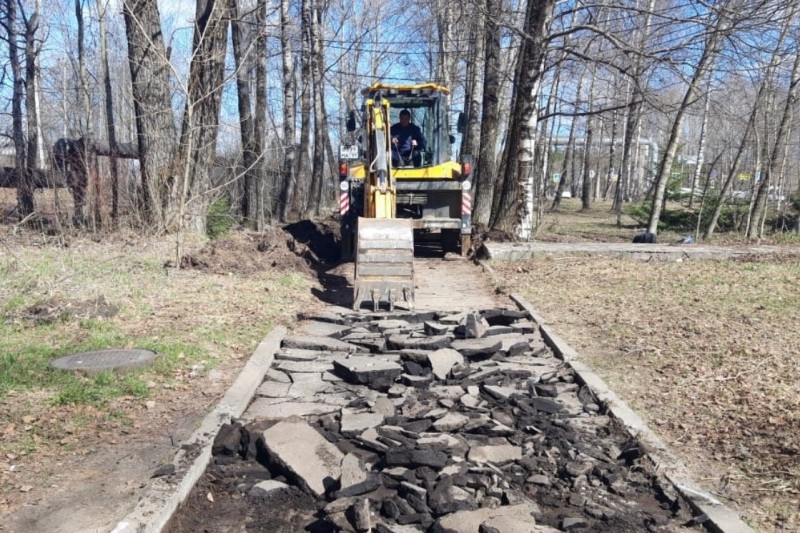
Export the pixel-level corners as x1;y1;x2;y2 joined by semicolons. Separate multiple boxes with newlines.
206;197;237;239
624;203;650;226
624;203;696;231
700;197;748;233
625;200;750;234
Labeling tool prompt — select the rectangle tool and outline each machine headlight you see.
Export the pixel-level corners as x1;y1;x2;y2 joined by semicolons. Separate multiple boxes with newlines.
461;180;472;191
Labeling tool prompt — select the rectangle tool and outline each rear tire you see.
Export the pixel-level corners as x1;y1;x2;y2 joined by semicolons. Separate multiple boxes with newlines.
442;230;460;255
340;219;355;261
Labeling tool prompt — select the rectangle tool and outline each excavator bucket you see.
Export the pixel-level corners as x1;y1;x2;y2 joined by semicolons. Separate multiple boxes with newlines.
353;217;415;312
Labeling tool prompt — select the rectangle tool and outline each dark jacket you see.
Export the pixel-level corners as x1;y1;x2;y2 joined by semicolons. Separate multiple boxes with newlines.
390;123;426;156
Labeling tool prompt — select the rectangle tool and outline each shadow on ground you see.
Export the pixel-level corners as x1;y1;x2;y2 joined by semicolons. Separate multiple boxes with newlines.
282;219;352;307
282;219;511;309
282;219;466;308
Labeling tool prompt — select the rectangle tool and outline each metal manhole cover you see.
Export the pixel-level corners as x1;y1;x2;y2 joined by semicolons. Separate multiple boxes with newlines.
51;349;157;371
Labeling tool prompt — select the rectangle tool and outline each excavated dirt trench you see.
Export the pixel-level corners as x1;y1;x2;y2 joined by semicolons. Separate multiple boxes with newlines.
166;305;700;533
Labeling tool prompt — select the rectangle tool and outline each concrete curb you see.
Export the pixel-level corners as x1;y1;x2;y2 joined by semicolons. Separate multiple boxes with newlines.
481;241;796;261
111;326;286;533
510;293;755;533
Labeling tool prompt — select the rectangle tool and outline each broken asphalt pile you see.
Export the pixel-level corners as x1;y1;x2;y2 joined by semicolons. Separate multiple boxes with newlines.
169;306;699;533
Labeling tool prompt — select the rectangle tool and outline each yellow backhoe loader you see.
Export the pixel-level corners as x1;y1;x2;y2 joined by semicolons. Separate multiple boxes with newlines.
338;83;474;312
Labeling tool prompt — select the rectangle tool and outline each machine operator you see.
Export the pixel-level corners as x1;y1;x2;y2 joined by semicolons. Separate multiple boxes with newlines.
391;109;426;167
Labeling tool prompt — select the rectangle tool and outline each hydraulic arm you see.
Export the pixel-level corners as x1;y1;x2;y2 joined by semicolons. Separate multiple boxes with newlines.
352;95;415;311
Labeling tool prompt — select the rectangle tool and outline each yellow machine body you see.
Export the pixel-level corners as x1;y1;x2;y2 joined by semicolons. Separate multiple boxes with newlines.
341;83;476;311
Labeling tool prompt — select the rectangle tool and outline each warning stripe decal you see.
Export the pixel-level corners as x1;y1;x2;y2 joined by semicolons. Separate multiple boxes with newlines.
462;192;472;216
340;192;350;216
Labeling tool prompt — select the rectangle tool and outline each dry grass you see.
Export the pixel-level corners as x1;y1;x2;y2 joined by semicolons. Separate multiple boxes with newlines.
491;199;800;532
0;225;321;521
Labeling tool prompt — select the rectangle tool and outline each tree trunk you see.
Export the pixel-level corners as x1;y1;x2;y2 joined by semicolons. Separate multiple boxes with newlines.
614;0;654;223
472;0;501;225
543;69;563;198
552;72;584;211
122;0;177;230
254;0;267;226
23;1;41;218
97;0;120;223
291;0;313;219
694;152;722;240
687;84;711;209
460;2;485;161
490;41;521;220
76;0;101;229
434;0;455;89
581;67;597;210
7;0;32;217
592;118;605;200
313;0;337;216
603;108;619;200
488;31;521;225
491;0;556;234
230;0;258;227
535;83;557;220
278;0;296;222
744;133;767;235
306;0;328;218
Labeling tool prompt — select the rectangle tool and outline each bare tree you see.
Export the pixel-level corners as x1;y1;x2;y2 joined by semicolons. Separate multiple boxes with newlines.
647;4;731;235
472;0;502;226
291;0;313;219
687;82;711;210
580;66;597;210
278;0;297;221
230;0;259;227
0;0;795;246
76;0;102;228
253;0;268;225
432;0;457;89
173;0;232;235
23;0;42;216
306;0;335;218
122;0;177;230
702;3;795;239
97;0;120;223
748;33;800;238
552;70;585;211
459;1;485;163
3;0;33;216
491;0;557;234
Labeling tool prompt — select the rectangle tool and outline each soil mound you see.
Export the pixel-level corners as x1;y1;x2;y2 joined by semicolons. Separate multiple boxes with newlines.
180;219;343;276
18;295;119;324
181;227;313;275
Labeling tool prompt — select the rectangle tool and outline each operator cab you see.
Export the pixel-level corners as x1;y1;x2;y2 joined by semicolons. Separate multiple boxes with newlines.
385;97;448;168
358;84;454;169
